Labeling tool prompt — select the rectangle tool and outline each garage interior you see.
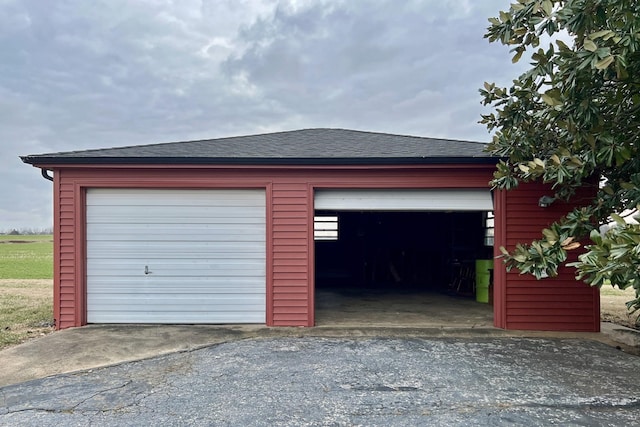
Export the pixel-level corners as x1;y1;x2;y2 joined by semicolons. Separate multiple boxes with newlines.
314;210;494;327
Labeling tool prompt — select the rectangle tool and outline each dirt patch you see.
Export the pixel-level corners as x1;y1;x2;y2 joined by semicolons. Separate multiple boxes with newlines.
601;286;638;329
0;279;53;287
0;279;54;349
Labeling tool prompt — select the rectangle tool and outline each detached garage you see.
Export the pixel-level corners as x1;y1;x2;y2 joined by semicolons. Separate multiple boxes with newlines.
21;128;600;332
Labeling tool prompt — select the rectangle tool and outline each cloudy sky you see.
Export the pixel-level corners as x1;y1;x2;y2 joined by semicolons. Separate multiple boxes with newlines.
1;0;525;231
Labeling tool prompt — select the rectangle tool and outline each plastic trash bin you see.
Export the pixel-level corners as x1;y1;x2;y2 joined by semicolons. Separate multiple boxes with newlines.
475;259;494;303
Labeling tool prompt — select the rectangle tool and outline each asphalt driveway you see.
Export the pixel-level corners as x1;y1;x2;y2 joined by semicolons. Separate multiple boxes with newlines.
1;337;640;426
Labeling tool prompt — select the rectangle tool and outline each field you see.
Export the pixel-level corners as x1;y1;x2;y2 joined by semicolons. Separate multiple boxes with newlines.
0;235;54;349
0;234;638;350
0;234;53;279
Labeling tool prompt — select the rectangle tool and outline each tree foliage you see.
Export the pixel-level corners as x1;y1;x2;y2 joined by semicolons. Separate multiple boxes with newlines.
480;0;640;315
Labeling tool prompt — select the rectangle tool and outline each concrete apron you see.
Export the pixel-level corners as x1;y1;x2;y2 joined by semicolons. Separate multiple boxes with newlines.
0;289;638;388
315;288;493;328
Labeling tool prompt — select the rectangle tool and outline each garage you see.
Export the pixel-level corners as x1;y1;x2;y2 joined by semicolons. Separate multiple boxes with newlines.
22;128;600;331
313;189;495;323
86;188;266;324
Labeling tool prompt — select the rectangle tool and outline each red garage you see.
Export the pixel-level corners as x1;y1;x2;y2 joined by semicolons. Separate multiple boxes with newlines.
21;129;600;331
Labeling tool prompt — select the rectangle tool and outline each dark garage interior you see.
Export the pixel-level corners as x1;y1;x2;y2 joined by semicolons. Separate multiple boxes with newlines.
314;210;495;326
315;211;492;291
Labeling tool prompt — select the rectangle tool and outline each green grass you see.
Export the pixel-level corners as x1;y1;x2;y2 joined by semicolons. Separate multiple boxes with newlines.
0;236;53;279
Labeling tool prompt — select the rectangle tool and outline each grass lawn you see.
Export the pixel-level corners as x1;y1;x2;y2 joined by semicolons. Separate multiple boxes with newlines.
0;235;53;279
0;235;54;349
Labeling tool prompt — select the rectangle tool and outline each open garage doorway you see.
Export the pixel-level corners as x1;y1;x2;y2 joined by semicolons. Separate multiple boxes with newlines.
313;189;495;327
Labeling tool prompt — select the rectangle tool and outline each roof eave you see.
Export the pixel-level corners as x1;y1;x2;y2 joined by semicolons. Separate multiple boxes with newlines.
21;156;499;167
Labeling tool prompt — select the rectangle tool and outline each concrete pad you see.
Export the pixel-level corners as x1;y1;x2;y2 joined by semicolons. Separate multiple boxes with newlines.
600;321;640;347
315;289;493;328
0;325;266;387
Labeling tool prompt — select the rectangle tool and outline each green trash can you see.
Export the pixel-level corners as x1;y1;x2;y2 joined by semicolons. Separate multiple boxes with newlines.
475;259;494;303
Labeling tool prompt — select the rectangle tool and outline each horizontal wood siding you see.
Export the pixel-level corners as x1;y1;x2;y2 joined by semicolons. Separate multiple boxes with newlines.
503;182;599;331
270;182;311;326
57;177;78;329
50;164;495;329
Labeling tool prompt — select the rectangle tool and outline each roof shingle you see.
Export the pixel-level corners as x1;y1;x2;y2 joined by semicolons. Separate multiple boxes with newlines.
21;128;496;166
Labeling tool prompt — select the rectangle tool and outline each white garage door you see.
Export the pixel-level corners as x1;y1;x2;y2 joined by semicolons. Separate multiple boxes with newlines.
314;189;493;211
86;189;266;324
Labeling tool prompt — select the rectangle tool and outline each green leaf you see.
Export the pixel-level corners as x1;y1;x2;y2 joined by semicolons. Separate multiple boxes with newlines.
595;55;615;70
620;181;635;190
583;39;597;52
589;30;614;40
610;213;626;226
542;228;558;243
556;39;570;51
512;49;524;63
589;229;603;246
541;91;562;106
513;254;527;263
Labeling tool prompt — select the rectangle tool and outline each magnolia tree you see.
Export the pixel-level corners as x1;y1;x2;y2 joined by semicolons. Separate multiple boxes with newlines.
480;0;640;315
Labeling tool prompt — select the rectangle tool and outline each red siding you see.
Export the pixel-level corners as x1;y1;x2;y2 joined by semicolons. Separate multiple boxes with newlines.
44;163;598;331
498;182;599;332
271;181;312;326
55;173;79;329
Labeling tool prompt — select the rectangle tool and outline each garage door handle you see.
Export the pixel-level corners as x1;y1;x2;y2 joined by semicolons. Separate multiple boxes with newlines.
145;265;151;275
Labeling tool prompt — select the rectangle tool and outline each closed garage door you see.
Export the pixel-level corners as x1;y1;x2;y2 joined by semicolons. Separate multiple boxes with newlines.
86;189;266;323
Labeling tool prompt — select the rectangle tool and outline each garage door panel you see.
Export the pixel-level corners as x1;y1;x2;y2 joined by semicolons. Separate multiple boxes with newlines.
91;311;265;324
88;207;264;223
86;188;266;324
87;189;265;206
87;226;265;241
87;241;265;257
87;268;265;278
88;287;265;300
88;295;265;307
87;276;266;288
87;259;265;273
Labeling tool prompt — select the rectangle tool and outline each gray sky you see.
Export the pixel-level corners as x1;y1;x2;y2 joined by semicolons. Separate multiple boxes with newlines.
1;0;524;231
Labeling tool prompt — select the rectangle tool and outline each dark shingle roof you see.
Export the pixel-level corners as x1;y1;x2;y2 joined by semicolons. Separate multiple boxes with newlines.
21;128;496;166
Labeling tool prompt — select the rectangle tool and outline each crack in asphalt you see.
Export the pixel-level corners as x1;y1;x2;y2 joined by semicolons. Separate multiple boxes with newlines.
2;380;135;416
70;380;134;412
